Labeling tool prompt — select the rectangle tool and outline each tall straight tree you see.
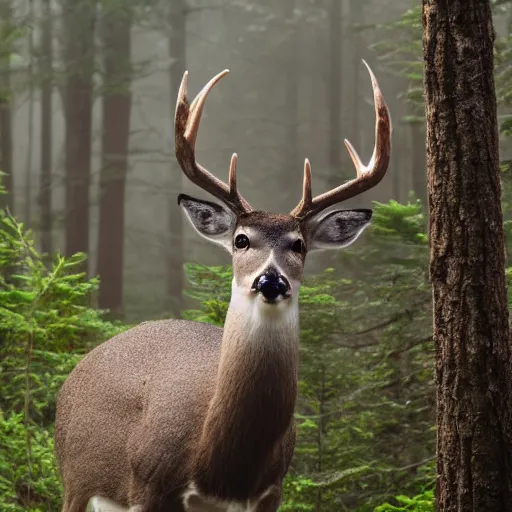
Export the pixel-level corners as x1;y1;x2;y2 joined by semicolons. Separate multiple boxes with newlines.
24;0;35;227
327;0;342;191
347;0;363;207
423;1;512;510
278;0;298;212
62;0;96;263
0;0;13;211
166;0;186;317
96;2;132;315
39;0;53;255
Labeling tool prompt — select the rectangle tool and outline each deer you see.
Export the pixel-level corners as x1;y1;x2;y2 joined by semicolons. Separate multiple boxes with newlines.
54;61;391;512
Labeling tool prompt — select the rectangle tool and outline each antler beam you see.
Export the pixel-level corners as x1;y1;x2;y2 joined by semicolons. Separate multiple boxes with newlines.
175;70;253;215
291;61;392;220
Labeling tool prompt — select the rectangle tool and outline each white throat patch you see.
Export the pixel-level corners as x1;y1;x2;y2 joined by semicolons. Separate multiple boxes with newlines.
182;483;274;512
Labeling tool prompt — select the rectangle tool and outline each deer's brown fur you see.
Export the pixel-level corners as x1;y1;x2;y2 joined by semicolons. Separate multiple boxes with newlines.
56;315;297;512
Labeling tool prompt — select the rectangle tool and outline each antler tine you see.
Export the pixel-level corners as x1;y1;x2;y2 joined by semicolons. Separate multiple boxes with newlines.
228;153;238;194
291;60;391;220
292;159;312;215
175;70;252;214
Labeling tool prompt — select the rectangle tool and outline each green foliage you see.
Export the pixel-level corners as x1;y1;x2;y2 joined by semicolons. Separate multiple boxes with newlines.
373;459;435;511
371;199;427;245
374;491;434;512
0;181;128;510
0;212;123;353
182;264;232;326
0;412;61;511
0;208;126;421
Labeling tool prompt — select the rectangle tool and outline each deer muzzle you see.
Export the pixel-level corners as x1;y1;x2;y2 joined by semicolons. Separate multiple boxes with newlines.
251;267;291;302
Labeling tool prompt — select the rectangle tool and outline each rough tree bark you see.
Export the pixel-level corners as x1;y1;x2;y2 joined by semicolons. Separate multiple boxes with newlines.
166;0;186;317
423;1;512;510
96;4;132;316
62;0;96;263
39;0;53;255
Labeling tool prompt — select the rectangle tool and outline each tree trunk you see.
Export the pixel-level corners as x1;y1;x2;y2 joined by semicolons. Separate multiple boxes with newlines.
39;0;53;255
62;0;96;263
24;0;35;227
0;0;13;211
423;1;512;510
278;0;298;212
96;4;132;317
348;0;364;207
167;0;186;317
327;0;342;190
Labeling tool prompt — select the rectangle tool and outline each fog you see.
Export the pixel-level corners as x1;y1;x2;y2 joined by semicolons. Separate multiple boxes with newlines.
2;0;511;319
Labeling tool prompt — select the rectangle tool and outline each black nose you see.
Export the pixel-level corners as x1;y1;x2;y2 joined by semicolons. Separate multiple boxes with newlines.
252;267;291;301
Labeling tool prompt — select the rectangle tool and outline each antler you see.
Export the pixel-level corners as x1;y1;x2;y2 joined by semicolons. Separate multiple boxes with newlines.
291;61;391;220
175;70;253;215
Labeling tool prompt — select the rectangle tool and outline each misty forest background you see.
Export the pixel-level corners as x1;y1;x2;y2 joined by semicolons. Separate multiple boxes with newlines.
0;0;511;510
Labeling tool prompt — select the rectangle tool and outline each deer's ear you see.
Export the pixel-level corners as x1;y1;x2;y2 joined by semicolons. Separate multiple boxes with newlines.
178;194;236;253
305;209;372;251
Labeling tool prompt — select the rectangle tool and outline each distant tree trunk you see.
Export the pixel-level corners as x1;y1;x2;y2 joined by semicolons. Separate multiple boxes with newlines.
96;4;132;316
39;0;53;255
423;1;512;510
24;0;35;227
62;0;96;263
410;120;427;207
279;0;298;211
167;0;187;317
348;0;364;206
327;0;342;190
317;0;343;271
0;0;13;211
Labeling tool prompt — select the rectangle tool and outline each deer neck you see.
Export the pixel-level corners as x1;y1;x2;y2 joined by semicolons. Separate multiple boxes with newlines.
193;279;299;500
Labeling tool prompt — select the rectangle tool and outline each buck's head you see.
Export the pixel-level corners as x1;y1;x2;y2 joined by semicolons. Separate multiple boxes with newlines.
175;66;391;311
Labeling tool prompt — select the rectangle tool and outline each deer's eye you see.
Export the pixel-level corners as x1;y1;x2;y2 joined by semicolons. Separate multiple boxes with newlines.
291;239;305;254
234;234;250;250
